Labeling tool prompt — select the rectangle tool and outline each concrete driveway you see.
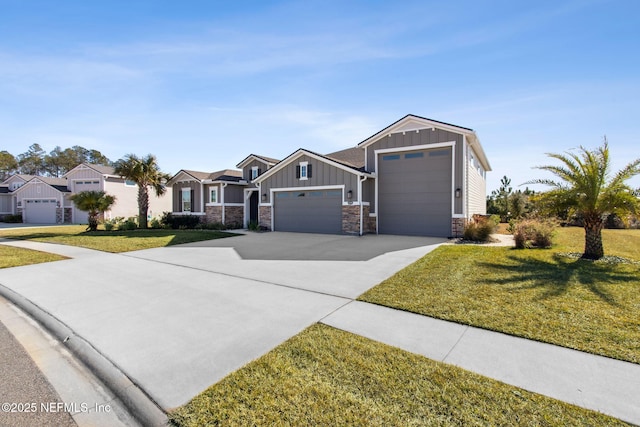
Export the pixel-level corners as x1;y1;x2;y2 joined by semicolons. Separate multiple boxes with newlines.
0;232;443;412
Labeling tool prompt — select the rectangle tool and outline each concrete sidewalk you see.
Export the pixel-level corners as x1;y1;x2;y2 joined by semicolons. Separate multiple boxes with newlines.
321;301;640;425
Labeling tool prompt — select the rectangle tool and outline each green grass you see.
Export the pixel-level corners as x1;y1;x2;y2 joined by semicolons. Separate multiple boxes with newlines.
170;324;626;426
0;245;67;268
359;227;640;364
0;225;237;253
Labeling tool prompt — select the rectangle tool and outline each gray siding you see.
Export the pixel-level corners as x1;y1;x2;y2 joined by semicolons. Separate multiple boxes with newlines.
363;178;375;213
0;194;12;213
223;184;244;204
243;159;270;184
366;129;463;215
261;155;358;203
172;181;201;212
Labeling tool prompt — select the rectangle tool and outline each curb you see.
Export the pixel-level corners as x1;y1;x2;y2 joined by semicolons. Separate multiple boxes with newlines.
0;284;168;427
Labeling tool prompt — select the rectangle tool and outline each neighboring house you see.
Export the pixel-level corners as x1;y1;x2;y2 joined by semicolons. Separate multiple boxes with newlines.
167;169;246;226
130;114;491;237
0;163;173;224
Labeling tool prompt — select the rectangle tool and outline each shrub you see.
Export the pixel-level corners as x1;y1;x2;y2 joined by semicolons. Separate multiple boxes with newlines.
247;221;260;231
161;213;200;229
2;214;23;223
149;217;163;229
119;217;138;231
463;217;496;242
513;219;556;249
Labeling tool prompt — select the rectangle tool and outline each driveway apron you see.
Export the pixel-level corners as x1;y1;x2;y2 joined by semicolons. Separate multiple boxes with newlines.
0;233;443;410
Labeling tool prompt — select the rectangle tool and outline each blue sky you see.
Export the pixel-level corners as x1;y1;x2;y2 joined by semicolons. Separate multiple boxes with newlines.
2;0;639;192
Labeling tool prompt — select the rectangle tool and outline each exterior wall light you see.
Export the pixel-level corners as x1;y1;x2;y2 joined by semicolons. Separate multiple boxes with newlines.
261;193;267;202
347;190;353;200
455;188;461;198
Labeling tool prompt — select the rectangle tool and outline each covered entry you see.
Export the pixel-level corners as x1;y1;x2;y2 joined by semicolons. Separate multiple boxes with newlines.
273;189;342;233
378;147;452;237
24;199;57;224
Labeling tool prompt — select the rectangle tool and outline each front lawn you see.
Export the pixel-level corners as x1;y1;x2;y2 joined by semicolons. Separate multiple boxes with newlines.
359;228;640;364
170;324;625;426
0;226;237;253
0;245;67;268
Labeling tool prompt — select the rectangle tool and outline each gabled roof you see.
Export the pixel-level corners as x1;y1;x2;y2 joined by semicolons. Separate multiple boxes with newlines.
63;163;116;178
325;147;365;169
13;176;70;194
358;114;491;171
1;174;35;185
236;154;280;169
169;169;244;184
253;148;372;184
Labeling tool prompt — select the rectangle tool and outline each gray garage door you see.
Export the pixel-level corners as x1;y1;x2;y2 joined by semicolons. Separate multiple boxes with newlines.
24;199;57;224
274;190;342;234
378;148;452;237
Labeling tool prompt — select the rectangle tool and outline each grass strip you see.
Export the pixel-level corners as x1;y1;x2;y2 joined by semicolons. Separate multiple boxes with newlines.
0;245;67;268
170;324;626;426
0;226;237;253
359;228;640;364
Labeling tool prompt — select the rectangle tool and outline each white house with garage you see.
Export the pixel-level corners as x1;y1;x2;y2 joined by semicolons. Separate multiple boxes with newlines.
0;163;172;224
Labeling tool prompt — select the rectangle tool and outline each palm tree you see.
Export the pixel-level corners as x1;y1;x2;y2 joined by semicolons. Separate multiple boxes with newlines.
527;140;640;259
114;154;170;229
69;191;116;232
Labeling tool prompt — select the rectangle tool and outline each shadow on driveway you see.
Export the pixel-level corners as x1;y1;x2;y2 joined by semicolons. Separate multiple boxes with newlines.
177;232;447;261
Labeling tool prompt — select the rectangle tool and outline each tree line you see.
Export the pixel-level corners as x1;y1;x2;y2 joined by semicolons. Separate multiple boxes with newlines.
0;143;112;180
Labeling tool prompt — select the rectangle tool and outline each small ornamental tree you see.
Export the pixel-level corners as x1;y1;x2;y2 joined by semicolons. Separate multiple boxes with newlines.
526;140;640;259
69;191;116;232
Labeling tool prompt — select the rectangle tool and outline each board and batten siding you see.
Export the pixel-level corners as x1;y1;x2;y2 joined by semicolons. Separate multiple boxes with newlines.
0;195;12;213
261;154;358;203
243;159;269;183
172;181;201;213
16;183;62;200
467;147;487;216
223;184;244;204
366;129;464;215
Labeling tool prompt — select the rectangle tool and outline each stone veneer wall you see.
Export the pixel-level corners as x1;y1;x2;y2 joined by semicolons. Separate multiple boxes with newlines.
258;206;272;230
363;206;376;234
224;206;244;227
205;205;223;223
341;205;360;235
64;208;72;223
451;217;467;237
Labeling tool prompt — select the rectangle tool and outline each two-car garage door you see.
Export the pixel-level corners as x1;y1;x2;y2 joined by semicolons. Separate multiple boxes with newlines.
24;199;57;224
378;148;452;237
274;190;342;234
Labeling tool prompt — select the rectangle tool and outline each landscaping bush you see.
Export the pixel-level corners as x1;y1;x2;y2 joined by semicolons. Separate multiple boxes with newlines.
513;219;556;249
149;217;163;229
463;217;496;242
2;214;23;223
161;213;201;229
120;217;138;231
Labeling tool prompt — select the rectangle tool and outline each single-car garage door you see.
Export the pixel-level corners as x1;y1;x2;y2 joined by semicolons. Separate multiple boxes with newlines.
274;189;342;234
378;148;452;237
24;199;57;224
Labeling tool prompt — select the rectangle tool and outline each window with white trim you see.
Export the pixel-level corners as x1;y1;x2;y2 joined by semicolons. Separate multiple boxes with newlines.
210;187;218;203
182;188;192;212
125;180;136;187
296;161;312;180
251;166;259;180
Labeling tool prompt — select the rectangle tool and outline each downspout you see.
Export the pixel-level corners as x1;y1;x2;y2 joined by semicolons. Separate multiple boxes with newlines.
221;183;227;224
359;175;368;236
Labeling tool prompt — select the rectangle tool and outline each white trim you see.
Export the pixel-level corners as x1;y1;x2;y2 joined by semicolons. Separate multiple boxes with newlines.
462;135;468;218
172;212;206;216
209;187;219;204
299;161;309;180
181;187;193;213
374;141;456;235
222;203;244;207
251;166;259;180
